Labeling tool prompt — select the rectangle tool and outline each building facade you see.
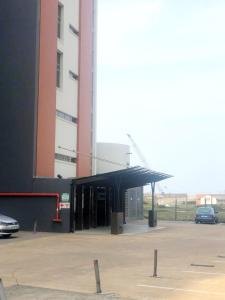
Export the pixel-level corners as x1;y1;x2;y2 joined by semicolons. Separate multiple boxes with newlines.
0;0;96;232
0;0;96;191
38;0;97;179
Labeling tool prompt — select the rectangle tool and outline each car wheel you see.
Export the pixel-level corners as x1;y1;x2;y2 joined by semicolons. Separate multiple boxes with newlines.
2;234;11;238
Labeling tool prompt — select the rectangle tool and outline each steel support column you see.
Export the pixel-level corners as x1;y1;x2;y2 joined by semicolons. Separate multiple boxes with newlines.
151;182;157;227
70;183;75;232
151;182;155;215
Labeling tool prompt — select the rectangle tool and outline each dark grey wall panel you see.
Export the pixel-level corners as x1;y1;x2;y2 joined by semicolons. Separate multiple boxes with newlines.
0;196;70;233
0;196;57;232
32;178;71;232
0;178;71;232
32;178;71;194
33;178;71;232
0;0;40;191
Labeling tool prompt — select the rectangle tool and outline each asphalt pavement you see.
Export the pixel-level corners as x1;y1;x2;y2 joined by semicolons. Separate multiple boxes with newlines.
1;221;225;300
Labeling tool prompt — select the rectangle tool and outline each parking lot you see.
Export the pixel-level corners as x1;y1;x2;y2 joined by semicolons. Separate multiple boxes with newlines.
1;221;225;299
0;231;58;245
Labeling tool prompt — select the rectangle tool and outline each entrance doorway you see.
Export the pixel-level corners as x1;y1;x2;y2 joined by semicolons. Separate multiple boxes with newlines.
73;186;112;230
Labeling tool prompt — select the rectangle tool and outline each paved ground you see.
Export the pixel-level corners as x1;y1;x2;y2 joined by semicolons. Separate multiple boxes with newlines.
6;285;126;300
0;231;57;245
1;221;225;299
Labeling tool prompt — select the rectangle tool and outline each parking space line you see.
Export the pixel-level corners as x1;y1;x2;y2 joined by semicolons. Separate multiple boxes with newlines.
190;263;214;267
137;284;225;296
183;270;225;276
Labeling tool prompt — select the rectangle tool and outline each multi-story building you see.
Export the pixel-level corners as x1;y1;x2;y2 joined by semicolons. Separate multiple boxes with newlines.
0;1;170;234
0;0;97;232
0;0;97;191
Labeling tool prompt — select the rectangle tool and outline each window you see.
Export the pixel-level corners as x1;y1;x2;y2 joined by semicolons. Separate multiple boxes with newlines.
55;153;76;164
69;70;78;80
57;4;63;38
69;24;79;36
56;52;62;88
56;110;77;124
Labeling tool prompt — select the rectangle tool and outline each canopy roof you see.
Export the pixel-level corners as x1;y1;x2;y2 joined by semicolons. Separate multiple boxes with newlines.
72;166;172;189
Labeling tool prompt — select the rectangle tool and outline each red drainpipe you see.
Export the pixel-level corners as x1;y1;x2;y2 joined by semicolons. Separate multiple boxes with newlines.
0;193;61;222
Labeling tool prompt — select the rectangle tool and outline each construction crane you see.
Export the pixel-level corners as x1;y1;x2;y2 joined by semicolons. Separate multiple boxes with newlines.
127;133;165;194
127;134;149;167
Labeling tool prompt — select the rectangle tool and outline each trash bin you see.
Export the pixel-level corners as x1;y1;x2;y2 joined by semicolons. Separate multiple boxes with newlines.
111;212;123;234
148;210;157;227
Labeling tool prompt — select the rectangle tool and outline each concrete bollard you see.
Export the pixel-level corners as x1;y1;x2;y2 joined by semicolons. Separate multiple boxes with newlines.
94;260;102;293
0;278;7;300
33;220;37;234
153;249;158;277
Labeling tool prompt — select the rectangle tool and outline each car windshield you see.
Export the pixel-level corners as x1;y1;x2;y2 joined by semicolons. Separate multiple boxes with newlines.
197;207;212;214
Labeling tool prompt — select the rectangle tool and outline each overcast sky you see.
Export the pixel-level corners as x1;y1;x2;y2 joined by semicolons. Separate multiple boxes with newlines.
96;0;225;194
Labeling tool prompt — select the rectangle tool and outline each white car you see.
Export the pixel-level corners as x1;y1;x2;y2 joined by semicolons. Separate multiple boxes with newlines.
0;214;20;238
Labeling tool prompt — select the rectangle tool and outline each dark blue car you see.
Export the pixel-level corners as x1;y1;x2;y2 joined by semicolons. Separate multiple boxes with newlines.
195;206;218;224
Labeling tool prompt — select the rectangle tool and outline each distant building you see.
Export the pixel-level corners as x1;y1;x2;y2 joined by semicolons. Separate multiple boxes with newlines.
196;194;217;206
96;143;130;173
195;194;225;206
96;143;144;220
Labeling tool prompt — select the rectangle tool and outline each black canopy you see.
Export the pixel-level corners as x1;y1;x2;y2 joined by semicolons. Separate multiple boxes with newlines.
72;166;172;189
70;166;172;232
